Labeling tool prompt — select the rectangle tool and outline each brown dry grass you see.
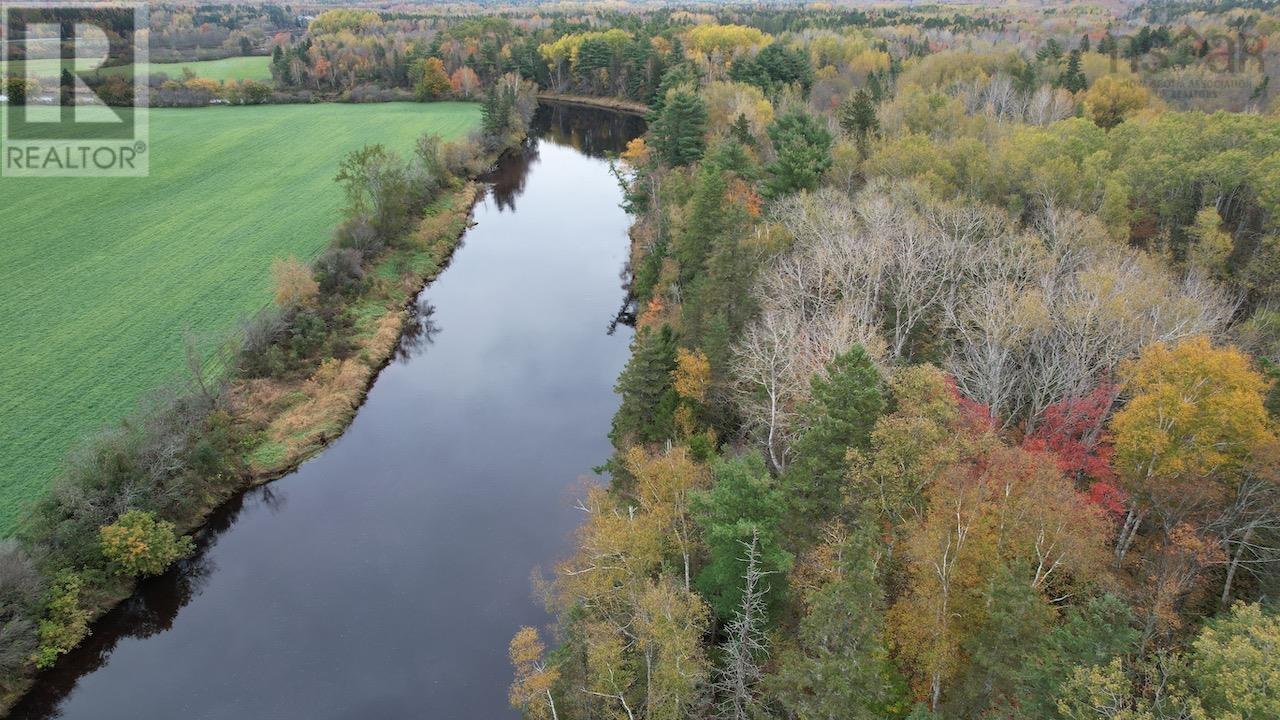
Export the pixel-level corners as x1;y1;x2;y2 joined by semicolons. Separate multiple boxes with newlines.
234;183;480;479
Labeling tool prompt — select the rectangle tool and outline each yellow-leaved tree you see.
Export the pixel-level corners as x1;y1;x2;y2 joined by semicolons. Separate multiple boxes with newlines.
1110;336;1276;638
1083;75;1153;129
508;626;560;720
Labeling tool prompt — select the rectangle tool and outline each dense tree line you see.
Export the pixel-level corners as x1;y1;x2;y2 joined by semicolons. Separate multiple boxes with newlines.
505;5;1280;720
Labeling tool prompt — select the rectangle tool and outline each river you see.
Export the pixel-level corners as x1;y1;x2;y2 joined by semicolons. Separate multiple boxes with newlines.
11;104;645;720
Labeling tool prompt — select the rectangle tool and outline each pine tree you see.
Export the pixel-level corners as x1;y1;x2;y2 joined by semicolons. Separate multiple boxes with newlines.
768;527;901;719
650;89;707;167
763;110;833;198
780;345;884;534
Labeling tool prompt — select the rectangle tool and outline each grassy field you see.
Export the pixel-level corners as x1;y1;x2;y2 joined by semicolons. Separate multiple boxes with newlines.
7;55;272;82
0;102;480;534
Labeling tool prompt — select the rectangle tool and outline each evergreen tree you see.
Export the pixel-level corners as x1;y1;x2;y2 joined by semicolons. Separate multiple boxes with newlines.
674;160;729;286
768;527;902;719
728;113;754;147
948;568;1055;717
839;89;879;155
648;61;697;114
780;345;884;533
764;110;833;199
1080;34;1091;52
1036;37;1064;62
729;42;813;95
1097;32;1116;56
650;89;707;167
1013;594;1139;720
1058;50;1087;93
712;530;771;720
610;325;679;448
691;453;792;621
866;70;884;102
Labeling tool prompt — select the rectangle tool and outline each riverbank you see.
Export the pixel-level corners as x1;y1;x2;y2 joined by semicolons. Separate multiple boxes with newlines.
536;92;649;116
9;104;643;720
2;77;542;711
234;185;482;484
0;182;483;716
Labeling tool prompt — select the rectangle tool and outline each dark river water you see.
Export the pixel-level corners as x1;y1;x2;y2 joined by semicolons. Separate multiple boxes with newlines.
12;104;645;720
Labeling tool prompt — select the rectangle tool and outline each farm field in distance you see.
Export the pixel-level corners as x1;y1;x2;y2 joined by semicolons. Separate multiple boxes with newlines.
0;101;480;535
8;55;272;82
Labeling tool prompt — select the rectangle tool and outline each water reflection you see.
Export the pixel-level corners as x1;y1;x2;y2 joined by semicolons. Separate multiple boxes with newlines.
12;102;644;720
394;299;441;364
484;141;540;213
537;102;647;159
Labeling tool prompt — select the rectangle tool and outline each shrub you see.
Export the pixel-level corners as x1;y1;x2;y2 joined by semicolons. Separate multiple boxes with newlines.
33;572;89;669
313;247;366;297
100;510;194;578
286;309;328;360
440;136;487;178
235;308;287;378
333;215;384;260
271;256;319;308
0;542;40;689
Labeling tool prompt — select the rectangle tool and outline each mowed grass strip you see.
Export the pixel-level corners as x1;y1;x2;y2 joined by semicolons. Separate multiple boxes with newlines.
8;55;272;82
0;102;480;534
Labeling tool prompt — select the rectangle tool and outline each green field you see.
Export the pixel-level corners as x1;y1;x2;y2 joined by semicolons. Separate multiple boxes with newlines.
7;55;272;82
0;102;480;534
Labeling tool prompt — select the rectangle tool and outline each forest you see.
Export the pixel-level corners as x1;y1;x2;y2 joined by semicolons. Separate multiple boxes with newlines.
2;0;1279;718
496;3;1280;720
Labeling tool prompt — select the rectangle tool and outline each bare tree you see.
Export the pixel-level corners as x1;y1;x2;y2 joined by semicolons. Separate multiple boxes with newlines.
713;531;770;720
946;209;1234;427
1208;450;1280;604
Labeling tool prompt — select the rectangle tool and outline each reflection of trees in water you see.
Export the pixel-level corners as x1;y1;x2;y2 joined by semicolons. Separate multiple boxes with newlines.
482;140;540;213
394;299;442;363
479;103;645;214
534;103;646;158
604;278;634;335
10;490;261;720
532;103;646;335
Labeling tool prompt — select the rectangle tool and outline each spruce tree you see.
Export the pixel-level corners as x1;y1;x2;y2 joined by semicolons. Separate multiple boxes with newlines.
674;161;729;286
1058;50;1087;93
728;113;754;147
610;325;679;447
839;89;879;156
866;70;884;101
